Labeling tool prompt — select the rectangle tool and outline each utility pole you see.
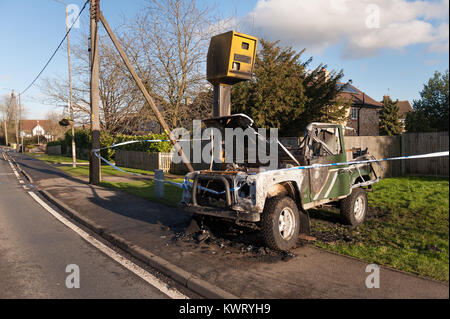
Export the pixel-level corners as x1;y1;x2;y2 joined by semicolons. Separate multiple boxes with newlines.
99;11;194;172
11;90;19;147
89;0;101;184
18;93;22;152
3;119;8;146
1;95;8;146
55;0;77;167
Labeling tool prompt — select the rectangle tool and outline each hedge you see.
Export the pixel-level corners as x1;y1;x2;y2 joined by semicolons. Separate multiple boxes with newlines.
114;133;172;153
48;129;173;161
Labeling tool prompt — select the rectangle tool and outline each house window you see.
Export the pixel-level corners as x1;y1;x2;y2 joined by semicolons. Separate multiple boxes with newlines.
351;107;358;120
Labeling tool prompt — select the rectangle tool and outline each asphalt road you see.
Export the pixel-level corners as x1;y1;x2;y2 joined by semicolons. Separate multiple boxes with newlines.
0;149;186;299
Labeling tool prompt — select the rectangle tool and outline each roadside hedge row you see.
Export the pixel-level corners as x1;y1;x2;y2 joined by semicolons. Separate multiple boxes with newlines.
48;129;172;161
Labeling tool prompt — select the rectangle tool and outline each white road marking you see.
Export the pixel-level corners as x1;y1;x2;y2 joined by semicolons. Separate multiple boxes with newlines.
27;192;188;299
1;151;188;299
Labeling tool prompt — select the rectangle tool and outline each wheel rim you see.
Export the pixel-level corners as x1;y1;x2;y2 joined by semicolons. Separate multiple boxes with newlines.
354;195;366;221
278;207;295;240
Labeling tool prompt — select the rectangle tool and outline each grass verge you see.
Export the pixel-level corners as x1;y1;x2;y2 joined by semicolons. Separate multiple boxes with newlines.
27;153;182;205
99;180;183;207
27;153;156;176
27;153;88;164
310;176;449;282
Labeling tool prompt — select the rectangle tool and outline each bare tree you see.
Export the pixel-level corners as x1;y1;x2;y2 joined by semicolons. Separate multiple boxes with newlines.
45;111;67;140
131;0;222;128
40;0;227;134
0;93;26;145
40;31;147;133
0;95;10;145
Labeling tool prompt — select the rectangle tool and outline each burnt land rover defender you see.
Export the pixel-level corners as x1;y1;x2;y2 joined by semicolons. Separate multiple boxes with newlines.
181;113;380;251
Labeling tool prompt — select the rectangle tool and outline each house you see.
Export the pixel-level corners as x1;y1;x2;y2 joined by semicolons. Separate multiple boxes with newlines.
19;120;54;141
397;99;413;128
337;82;383;136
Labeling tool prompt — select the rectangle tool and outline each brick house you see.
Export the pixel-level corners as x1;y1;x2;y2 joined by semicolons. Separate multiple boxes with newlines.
337;83;382;136
396;99;413;130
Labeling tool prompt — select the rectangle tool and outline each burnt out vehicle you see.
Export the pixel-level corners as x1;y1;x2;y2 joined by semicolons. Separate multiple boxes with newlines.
181;114;380;251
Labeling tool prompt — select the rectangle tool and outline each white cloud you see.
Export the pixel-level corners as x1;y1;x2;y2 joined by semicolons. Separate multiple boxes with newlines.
244;0;449;58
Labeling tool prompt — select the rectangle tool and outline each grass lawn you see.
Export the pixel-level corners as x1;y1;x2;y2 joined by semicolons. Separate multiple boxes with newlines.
100;180;184;207
28;153;183;205
27;153;449;280
27;153;89;164
27;153;156;177
310;176;449;282
57;164;157;177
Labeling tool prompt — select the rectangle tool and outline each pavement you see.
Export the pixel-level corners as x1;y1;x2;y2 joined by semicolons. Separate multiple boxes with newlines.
0;149;193;299
6;150;449;299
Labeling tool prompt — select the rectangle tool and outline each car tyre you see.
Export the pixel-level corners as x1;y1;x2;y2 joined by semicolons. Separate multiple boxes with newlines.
340;188;368;226
261;196;300;251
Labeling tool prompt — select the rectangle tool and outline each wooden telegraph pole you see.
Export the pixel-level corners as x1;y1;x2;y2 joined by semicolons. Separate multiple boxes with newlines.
3;105;8;146
89;0;101;184
98;11;194;172
11;90;19;147
18;93;22;152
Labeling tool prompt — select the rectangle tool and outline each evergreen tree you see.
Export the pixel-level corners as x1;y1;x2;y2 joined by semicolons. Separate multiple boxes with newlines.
380;96;403;136
406;70;449;132
231;40;347;136
231;40;306;133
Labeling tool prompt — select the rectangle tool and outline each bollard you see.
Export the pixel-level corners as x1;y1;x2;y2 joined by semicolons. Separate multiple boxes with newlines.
154;169;164;198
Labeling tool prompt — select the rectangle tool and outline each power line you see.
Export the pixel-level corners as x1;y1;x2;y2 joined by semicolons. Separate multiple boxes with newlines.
20;0;89;96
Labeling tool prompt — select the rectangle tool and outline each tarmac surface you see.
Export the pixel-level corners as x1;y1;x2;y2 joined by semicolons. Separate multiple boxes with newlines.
0;150;195;298
5;150;449;299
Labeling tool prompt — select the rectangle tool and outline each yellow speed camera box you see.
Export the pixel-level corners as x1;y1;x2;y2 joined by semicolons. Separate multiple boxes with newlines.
207;31;258;85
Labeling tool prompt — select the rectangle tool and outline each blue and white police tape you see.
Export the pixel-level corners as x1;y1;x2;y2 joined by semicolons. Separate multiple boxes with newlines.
92;138;448;192
93;138;207;152
266;150;449;174
93;151;240;195
93;151;142;175
153;178;241;195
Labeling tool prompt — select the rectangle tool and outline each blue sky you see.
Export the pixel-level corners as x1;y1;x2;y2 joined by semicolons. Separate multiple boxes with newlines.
0;0;448;119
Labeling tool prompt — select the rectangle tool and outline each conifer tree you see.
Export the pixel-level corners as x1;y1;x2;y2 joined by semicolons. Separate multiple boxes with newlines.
380;96;403;136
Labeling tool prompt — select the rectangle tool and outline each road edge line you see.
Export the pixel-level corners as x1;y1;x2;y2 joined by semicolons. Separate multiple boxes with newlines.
10;152;237;298
38;189;237;299
8;152;239;299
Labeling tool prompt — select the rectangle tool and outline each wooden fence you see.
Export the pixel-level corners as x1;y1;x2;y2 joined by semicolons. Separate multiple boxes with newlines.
115;150;209;174
402;131;449;177
113;133;448;177
281;132;448;177
344;135;402;178
46;145;62;155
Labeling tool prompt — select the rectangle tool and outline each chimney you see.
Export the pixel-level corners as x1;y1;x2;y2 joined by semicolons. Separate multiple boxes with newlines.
320;67;330;82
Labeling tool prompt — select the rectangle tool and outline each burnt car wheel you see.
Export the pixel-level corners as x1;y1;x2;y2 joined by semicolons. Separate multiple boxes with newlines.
340;188;368;226
261;196;300;251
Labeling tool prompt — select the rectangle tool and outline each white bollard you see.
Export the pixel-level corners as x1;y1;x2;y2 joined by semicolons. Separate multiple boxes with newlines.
154;169;164;198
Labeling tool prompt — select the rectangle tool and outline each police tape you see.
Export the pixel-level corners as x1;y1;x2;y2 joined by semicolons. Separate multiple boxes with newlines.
93;138;207;152
275;151;449;173
93;138;448;194
153;178;241;195
92;151;240;195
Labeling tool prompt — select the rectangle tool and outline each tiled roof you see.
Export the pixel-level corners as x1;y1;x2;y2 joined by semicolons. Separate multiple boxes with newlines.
337;83;382;108
19;120;53;132
397;100;413;119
